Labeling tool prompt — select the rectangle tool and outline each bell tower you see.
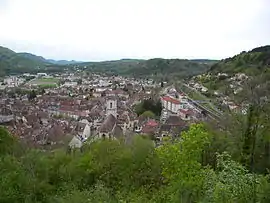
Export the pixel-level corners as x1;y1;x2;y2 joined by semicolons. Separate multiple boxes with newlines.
106;98;117;117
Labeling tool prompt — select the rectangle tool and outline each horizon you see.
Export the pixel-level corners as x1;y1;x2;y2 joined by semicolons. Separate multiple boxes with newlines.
0;0;269;61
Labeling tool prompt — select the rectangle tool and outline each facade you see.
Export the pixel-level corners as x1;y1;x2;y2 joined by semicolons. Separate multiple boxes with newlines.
106;98;117;117
161;96;181;113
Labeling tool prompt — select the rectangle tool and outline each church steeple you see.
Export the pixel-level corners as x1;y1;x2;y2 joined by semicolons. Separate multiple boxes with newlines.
106;97;117;117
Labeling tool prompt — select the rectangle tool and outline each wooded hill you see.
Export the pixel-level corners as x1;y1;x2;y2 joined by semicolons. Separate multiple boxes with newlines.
79;58;216;80
209;45;270;76
0;46;216;79
0;46;48;76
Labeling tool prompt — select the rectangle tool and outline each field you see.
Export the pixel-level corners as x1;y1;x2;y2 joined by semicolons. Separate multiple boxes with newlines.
29;78;59;88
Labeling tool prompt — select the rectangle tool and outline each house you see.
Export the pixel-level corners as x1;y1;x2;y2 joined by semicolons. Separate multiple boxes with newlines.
93;88;106;97
37;73;47;78
141;119;159;135
235;73;248;81
69;121;92;148
97;114;123;139
228;103;240;112
0;107;14;124
158;115;188;139
106;89;129;99
63;81;78;87
178;109;193;120
161;96;181;113
201;86;208;93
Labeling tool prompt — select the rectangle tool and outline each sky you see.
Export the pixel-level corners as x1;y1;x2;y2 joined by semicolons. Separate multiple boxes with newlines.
0;0;269;61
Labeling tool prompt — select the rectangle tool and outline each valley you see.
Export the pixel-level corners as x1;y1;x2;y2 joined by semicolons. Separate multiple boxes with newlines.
0;45;270;202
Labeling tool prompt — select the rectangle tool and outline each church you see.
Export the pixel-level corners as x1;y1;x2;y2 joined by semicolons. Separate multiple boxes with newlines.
96;96;137;139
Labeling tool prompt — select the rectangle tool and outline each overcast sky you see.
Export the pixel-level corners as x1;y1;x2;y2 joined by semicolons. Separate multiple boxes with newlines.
0;0;269;61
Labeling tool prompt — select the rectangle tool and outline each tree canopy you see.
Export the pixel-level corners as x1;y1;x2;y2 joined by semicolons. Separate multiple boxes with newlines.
1;124;270;202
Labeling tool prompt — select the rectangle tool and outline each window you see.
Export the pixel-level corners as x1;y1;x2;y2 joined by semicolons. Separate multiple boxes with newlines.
110;102;112;109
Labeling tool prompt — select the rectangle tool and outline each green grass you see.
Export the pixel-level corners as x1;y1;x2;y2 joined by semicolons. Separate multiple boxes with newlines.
30;78;59;85
37;78;59;83
38;83;57;88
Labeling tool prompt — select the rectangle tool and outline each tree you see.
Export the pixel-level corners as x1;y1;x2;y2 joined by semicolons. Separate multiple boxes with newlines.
134;99;162;117
40;88;46;95
0;127;17;156
28;90;36;101
1;122;270;202
141;110;155;119
77;79;82;85
156;124;211;202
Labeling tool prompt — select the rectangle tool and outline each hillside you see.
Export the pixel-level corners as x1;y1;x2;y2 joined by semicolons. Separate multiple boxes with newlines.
209;45;270;76
17;52;48;63
0;45;215;78
47;59;84;65
17;53;83;65
80;58;215;80
192;45;270;109
0;46;49;76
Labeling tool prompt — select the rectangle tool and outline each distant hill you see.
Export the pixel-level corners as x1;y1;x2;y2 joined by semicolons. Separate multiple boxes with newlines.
190;59;219;63
0;46;50;76
78;58;216;80
17;52;48;63
0;45;216;78
17;53;84;65
47;59;84;65
209;45;270;76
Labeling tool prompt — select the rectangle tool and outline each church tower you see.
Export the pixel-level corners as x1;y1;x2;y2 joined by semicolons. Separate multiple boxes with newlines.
106;98;117;118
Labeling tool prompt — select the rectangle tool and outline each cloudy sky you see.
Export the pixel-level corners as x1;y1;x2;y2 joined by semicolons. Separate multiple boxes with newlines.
0;0;269;61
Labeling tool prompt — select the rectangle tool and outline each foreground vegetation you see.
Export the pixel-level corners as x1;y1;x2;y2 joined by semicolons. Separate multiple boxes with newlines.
1;121;270;203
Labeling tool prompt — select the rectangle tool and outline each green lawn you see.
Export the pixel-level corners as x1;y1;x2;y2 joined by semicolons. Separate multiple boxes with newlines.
30;78;59;85
38;83;58;88
29;78;59;88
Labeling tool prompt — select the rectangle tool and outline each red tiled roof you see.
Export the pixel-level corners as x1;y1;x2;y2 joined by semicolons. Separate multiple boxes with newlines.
145;119;159;127
59;106;77;112
141;125;157;134
179;109;193;115
107;89;128;95
161;96;180;104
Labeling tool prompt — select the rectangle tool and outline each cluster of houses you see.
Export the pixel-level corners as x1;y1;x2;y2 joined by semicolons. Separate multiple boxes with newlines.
0;72;207;149
190;72;250;114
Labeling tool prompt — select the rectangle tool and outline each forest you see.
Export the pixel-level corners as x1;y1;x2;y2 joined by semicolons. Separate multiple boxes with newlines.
1;116;270;203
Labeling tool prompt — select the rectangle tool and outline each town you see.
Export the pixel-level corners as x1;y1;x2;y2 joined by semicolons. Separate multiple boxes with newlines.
0;71;213;149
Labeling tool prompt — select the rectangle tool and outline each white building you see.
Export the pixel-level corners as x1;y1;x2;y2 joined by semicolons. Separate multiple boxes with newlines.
63;81;78;87
37;73;47;78
161;96;181;113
